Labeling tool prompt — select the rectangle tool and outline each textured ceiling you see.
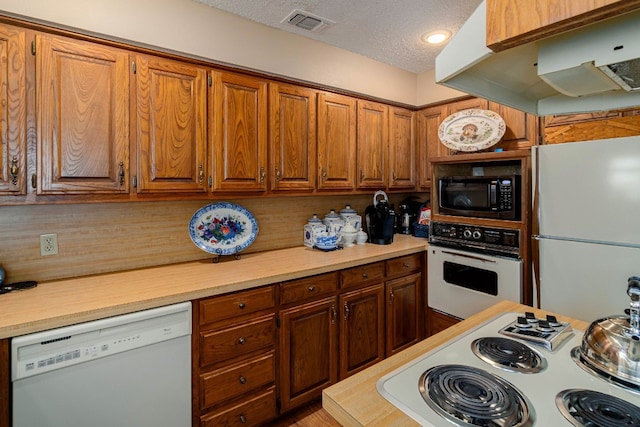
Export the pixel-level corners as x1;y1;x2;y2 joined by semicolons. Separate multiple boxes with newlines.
194;0;483;74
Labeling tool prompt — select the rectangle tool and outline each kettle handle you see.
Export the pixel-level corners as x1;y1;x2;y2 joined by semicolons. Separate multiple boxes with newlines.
373;190;388;207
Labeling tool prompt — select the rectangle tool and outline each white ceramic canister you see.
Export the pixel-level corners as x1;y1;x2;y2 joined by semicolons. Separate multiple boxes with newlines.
339;204;362;231
356;230;368;245
303;214;326;247
323;209;345;240
341;223;358;247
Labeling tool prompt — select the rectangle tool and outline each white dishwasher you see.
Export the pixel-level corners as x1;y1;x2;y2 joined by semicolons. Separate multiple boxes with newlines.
11;301;192;427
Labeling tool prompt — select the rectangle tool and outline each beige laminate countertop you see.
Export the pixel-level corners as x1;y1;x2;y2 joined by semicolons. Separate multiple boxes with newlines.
322;300;591;427
0;234;427;339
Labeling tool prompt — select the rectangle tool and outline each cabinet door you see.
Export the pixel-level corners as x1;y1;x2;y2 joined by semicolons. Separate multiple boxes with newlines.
448;97;488;114
37;34;129;194
211;71;268;192
356;100;388;189
0;25;26;195
417;105;448;188
269;82;316;191
317;92;356;190
135;54;207;193
278;297;338;412
386;273;421;356
388;107;416;190
339;284;385;379
488;101;539;151
427;308;461;336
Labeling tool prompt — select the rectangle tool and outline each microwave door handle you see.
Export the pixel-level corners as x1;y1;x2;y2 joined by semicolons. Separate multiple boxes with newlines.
441;250;497;263
490;181;497;207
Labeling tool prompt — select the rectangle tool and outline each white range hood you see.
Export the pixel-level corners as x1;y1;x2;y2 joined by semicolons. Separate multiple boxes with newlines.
435;1;640;116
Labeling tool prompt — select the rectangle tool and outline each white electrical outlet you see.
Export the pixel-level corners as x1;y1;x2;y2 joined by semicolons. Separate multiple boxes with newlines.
40;233;58;256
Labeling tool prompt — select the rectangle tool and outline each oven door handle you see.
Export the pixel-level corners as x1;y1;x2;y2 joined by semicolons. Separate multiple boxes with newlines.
441;250;497;263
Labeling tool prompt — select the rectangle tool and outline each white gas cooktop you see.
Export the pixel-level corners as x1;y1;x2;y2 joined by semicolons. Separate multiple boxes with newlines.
377;313;640;426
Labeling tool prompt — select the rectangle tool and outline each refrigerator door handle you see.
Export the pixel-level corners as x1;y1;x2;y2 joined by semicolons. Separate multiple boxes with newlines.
531;146;541;308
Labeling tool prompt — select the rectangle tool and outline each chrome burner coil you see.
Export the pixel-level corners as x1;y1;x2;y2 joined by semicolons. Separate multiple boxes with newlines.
471;337;546;374
419;364;534;427
556;388;640;427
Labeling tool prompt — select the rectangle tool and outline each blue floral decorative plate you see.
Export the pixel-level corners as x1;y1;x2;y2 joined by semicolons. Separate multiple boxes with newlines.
188;202;258;255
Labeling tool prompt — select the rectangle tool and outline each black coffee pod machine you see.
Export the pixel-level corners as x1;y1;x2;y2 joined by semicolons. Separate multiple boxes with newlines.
365;190;395;245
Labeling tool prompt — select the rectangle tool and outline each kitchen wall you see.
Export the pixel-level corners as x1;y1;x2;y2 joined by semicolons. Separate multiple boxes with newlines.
0;0;465;106
0;193;428;284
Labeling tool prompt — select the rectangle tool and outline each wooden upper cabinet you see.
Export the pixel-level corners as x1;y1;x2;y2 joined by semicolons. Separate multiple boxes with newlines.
356;100;388;189
0;25;27;195
388;107;416;190
488;102;539;151
317;92;357;191
36;34;130;194
135;54;207;193
417;105;448;188
448;97;488;114
446;98;538;153
211;70;268;192
486;0;640;51
268;83;316;192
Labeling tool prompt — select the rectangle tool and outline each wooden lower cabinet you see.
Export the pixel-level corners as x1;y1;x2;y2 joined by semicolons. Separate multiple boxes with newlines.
427;307;462;336
200;386;277;427
196;253;425;421
194;286;277;426
278;296;338;413
339;284;385;378
386;272;422;356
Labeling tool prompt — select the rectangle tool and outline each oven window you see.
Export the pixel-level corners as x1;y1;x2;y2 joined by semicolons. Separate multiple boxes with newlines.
443;261;498;295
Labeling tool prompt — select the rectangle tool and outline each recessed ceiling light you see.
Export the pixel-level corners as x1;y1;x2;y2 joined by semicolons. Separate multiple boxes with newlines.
422;30;451;45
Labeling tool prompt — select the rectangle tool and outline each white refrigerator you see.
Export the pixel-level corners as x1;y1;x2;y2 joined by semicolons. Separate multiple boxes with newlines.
532;136;640;322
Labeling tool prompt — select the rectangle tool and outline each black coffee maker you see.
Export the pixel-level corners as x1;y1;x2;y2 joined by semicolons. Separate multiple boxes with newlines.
397;196;423;235
365;191;395;245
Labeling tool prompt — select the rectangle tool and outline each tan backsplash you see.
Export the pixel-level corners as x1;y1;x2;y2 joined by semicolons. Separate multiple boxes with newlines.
0;193;428;283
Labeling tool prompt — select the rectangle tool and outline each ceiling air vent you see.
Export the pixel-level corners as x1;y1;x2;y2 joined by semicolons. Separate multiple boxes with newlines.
282;9;334;33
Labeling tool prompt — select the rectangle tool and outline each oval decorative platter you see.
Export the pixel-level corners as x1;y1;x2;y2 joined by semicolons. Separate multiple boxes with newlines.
438;109;506;152
189;202;258;256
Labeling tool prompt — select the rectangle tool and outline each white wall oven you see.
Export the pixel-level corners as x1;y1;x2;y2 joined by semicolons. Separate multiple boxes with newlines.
428;221;523;319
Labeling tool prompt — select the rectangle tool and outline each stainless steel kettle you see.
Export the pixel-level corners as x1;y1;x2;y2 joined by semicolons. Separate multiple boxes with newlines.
573;276;640;392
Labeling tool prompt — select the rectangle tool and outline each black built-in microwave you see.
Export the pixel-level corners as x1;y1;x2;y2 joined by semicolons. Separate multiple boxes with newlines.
438;175;520;220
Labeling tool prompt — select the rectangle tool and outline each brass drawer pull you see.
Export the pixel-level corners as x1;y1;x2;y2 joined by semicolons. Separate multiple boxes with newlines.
239;414;247;424
239;376;247;384
308;286;315;292
362;272;368;279
403;262;410;268
118;161;125;186
10;156;18;185
238;337;246;345
238;302;246;309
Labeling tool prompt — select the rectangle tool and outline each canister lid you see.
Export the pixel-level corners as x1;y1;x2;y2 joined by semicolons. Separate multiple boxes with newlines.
340;204;357;215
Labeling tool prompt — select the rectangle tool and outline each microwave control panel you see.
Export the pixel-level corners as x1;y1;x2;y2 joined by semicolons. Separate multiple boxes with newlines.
429;221;520;257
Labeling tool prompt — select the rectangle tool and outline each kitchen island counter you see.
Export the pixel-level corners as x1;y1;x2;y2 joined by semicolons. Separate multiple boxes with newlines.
0;234;426;339
322;300;591;426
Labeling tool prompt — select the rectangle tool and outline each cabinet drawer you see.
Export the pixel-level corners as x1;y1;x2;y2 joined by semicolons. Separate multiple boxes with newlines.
386;253;422;276
200;351;275;410
199;286;275;326
280;272;338;305
341;262;385;288
200;314;275;367
200;386;277;427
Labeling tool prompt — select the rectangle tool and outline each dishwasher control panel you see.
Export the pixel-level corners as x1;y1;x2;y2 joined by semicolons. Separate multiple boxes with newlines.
11;303;191;380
